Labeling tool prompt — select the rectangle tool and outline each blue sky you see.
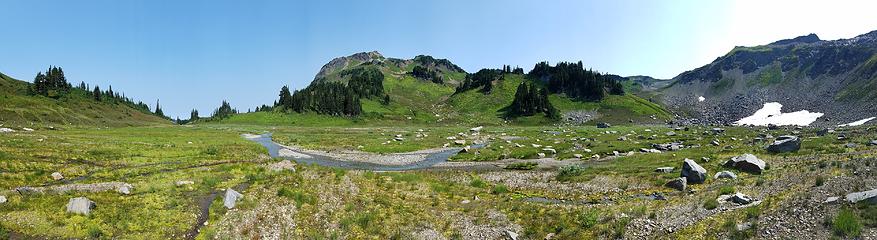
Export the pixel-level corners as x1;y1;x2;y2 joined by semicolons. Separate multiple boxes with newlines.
2;0;876;118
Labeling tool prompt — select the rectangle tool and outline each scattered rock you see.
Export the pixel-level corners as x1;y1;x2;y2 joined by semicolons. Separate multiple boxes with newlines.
572;154;583;159
460;146;471;153
816;128;829;136
469;126;483;132
711;128;725;134
268;160;296;172
665;177;687;191
505;230;519;240
454;140;467;145
655;167;674;173
176;180;195;187
870;140;877;146
714;171;738;179
0;195;6;204
710;140;720;146
394;137;404;141
51;172;64;181
722;193;754;205
681;159;707;184
824;196;840;204
224;189;243;209
22;128;34;132
845;189;877;204
118;185;132;195
766;135;801;153
542;148;556;154
537;153;546;158
665;131;676;136
66;197;96;215
845;143;857;148
0;127;15;133
724;154;766;174
596;122;611;128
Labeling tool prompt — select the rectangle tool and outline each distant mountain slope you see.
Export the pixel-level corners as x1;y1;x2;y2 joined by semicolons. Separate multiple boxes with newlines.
232;51;672;126
0;71;169;127
659;30;877;125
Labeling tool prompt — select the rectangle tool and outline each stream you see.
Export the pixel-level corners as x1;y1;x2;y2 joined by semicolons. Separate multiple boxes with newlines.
245;133;485;171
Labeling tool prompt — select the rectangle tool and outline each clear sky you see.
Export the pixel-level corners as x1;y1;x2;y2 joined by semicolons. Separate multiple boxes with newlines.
2;0;876;118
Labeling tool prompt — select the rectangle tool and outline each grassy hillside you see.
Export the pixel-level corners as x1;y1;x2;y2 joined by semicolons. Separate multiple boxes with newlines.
0;72;169;127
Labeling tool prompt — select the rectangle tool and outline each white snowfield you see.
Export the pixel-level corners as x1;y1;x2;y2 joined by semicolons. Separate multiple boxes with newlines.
734;102;823;126
698;96;705;102
838;117;875;127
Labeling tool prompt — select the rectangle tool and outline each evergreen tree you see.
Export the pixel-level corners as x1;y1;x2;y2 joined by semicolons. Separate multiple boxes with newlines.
278;86;292;109
190;109;199;121
154;100;164;117
93;86;101;101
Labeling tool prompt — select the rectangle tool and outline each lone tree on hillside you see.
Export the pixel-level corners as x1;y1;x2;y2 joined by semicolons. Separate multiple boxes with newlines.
93;86;101;101
154;100;165;117
190;109;199;121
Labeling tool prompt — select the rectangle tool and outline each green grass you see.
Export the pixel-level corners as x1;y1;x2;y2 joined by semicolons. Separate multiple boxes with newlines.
833;208;862;237
0;72;168;127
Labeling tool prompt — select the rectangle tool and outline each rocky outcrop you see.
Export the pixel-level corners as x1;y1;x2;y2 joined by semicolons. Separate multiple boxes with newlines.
723;154;766;174
66;197;96;215
766;136;800;153
681;159;707;184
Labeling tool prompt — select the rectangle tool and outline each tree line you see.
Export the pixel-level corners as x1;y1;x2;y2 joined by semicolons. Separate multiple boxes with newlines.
28;66;166;119
410;65;443;84
455;68;504;94
528;61;624;101
274;67;387;116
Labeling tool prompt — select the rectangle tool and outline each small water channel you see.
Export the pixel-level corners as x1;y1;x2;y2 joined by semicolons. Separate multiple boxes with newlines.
245;133;485;171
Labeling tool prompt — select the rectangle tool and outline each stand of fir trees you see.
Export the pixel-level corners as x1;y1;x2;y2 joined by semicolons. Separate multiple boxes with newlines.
506;82;560;119
528;61;624;101
212;100;237;119
455;68;503;94
410;65;442;84
29;66;156;116
31;66;72;98
275;67;386;116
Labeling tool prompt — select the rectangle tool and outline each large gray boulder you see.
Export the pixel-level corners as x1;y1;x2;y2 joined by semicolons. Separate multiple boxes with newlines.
664;177;687;191
723;154;766;174
766;135;801;153
681;159;707;184
0;195;6;204
224;188;243;209
845;189;877;204
66;197;95;215
596;122;611;128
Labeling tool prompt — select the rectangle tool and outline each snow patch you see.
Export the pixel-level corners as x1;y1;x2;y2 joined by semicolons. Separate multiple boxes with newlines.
698;96;705;102
838;117;875;127
734;102;823;126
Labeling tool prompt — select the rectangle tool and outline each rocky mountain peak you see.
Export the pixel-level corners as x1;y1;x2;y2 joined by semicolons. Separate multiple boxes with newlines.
769;33;820;46
314;51;385;81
